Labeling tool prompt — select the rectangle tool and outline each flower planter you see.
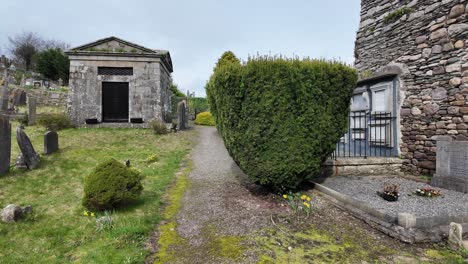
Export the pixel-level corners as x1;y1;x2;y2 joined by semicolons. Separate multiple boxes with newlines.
378;192;399;202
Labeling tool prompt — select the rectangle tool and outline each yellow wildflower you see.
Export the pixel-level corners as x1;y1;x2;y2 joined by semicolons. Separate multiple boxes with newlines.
90;212;95;217
306;197;311;201
303;202;310;208
282;194;288;199
300;195;307;200
83;211;88;216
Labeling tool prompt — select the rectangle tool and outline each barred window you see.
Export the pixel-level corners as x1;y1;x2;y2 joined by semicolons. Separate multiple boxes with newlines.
98;67;133;76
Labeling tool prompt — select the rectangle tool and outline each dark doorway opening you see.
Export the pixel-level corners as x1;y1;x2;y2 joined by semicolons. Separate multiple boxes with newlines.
102;82;129;122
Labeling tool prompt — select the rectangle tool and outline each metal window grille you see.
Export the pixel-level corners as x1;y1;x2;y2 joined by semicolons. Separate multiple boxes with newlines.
331;111;397;159
98;67;133;76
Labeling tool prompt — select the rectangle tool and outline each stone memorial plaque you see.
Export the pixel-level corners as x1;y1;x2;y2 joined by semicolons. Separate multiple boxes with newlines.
0;116;11;175
16;127;40;169
432;137;468;193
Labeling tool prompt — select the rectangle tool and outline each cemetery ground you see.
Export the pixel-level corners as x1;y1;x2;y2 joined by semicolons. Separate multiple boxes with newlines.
0;119;196;263
0;120;466;263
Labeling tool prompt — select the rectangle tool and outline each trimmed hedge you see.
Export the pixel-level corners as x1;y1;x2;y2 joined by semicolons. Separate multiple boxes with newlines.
207;55;357;191
195;112;215;126
82;159;144;210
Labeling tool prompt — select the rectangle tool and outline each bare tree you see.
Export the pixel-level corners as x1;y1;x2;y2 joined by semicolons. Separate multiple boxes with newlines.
8;32;43;70
43;39;70;51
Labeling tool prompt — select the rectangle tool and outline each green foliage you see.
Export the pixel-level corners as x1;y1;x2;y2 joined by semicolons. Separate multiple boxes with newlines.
34;48;70;82
17;113;28;126
82;159;144;210
170;83;185;97
215;51;241;69
207;55;357;191
189;97;209;113
195;112;215;126
149;119;169;135
383;7;412;24
37;113;72;131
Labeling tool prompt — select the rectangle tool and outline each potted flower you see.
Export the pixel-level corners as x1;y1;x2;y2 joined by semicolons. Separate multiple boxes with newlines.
377;182;400;202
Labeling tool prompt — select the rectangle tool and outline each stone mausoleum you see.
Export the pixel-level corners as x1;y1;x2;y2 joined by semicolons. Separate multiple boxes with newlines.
65;36;173;126
354;0;468;175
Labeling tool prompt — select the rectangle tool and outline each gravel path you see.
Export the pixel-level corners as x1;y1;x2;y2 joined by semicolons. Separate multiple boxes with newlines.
321;176;468;217
172;126;281;263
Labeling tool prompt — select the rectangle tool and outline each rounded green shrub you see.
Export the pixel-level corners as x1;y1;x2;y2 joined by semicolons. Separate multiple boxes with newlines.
37;113;72;131
207;54;358;191
149;119;168;135
194;112;215;126
82;159;144;210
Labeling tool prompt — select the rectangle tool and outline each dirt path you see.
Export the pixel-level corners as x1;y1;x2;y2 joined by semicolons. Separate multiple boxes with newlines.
152;126;466;264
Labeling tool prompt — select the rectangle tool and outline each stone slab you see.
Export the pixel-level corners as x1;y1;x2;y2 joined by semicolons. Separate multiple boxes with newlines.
44;131;58;155
432;137;468;193
16;127;40;169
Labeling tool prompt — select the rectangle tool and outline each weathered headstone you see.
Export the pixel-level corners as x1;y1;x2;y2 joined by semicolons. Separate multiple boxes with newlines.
432;137;468;193
11;89;27;106
27;96;36;125
16;126;40;169
0;71;8;111
1;204;33;223
58;78;63;87
20;74;25;87
177;101;187;130
44;131;58;155
0;115;11;175
448;222;464;250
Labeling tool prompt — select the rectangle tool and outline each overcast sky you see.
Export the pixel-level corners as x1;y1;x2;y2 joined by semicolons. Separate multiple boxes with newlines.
0;0;361;97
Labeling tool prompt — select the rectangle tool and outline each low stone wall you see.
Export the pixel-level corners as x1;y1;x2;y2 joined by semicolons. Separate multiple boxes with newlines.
26;89;68;108
322;157;404;177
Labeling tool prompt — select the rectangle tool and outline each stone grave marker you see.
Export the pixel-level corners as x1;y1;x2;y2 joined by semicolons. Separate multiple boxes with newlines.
0;115;11;175
11;89;27;106
0;71;8;111
28;96;37;125
58;78;63;87
177;101;187;130
16;126;40;169
20;74;25;87
432;136;468;193
44;131;58;155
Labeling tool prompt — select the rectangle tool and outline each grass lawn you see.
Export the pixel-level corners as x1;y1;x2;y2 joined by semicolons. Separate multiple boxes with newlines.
0;122;195;263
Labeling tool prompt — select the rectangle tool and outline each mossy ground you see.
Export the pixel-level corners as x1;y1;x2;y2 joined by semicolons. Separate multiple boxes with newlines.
0;119;195;263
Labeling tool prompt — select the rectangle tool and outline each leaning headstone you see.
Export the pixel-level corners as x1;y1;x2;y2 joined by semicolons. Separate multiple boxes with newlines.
448;222;464;250
16;126;40;169
44;131;58;155
27;96;36;125
0;115;11;175
432;136;468;193
177;101;187;130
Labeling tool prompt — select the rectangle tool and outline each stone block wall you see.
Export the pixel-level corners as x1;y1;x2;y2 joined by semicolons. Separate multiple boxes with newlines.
355;0;468;175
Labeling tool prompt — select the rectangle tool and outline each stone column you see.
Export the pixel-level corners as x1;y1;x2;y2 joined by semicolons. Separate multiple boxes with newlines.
0;115;11;175
28;96;37;126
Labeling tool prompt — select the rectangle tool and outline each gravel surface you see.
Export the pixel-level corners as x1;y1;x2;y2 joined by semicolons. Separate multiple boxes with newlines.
321;176;468;217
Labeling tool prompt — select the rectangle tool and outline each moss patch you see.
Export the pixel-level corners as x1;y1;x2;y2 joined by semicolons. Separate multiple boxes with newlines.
154;166;191;263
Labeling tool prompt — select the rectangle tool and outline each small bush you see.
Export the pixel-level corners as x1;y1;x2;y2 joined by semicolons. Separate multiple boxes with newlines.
207;53;357;191
149;119;168;135
383;7;412;24
194;112;215;126
18;113;28;126
82;159;144;211
37;113;72;131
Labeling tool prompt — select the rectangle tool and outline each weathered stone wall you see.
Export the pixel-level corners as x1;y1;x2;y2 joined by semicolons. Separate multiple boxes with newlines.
27;89;68;107
355;0;468;175
68;56;170;125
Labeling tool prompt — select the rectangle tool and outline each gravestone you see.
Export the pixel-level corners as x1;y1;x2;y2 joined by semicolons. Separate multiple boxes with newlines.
58;78;63;87
432;136;468;193
11;89;27;106
448;222;464;250
16;126;40;169
28;96;36;125
0;115;11;175
0;71;8;111
44;131;58;155
20;74;25;87
177;101;187;130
